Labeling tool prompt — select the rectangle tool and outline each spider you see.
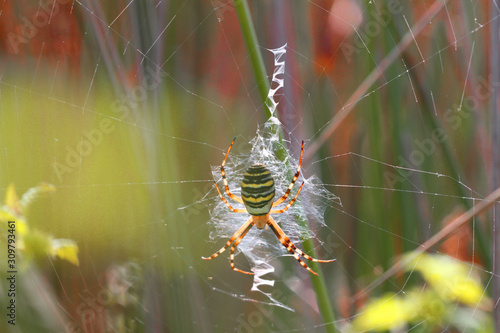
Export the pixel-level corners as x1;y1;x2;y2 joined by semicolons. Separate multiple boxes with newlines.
202;138;335;276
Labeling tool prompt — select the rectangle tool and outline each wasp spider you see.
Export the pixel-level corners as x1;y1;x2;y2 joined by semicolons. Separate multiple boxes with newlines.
203;139;335;276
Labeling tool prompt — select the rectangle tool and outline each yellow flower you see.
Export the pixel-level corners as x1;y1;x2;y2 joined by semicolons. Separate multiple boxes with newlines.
407;253;486;307
1;183;79;267
351;294;411;332
51;238;79;266
405;288;447;325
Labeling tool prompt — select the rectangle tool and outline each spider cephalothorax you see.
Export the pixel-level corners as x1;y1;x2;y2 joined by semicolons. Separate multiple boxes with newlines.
202;139;335;275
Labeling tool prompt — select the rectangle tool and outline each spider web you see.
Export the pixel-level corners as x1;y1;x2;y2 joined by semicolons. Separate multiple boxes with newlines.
0;0;498;332
205;45;341;308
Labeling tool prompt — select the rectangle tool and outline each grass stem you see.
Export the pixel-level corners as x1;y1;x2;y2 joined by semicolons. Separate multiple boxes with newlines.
233;0;270;109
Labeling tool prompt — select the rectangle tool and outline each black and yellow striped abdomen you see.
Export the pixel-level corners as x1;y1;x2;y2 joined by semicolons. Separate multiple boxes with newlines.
241;164;275;216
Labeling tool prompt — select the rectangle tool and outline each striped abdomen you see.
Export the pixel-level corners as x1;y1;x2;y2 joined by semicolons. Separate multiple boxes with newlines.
241;164;275;216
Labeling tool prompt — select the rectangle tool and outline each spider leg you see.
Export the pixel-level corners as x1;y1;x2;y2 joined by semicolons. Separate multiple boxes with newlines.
202;217;253;260
269;217;335;263
230;222;254;275
267;217;317;275
268;217;335;276
214;182;247;213
270;182;304;214
221;138;244;204
272;141;304;207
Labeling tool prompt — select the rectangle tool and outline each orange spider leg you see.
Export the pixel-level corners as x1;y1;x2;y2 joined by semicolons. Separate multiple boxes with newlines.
230;222;255;275
202;217;252;260
270;182;304;214
221;138;244;204
272;141;304;208
267;216;335;276
213;182;246;213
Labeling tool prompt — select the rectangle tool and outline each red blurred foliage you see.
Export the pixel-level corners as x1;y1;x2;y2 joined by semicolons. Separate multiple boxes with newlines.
0;0;82;76
203;2;247;101
309;0;363;181
309;0;362;74
440;208;481;265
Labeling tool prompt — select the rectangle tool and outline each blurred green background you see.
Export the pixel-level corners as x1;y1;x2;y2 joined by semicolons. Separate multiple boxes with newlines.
0;0;497;332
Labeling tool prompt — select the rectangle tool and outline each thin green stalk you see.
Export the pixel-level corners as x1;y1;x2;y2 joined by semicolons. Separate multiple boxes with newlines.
302;238;338;331
233;0;270;108
378;2;424;254
360;8;393;277
233;0;287;158
233;1;338;331
366;92;393;276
